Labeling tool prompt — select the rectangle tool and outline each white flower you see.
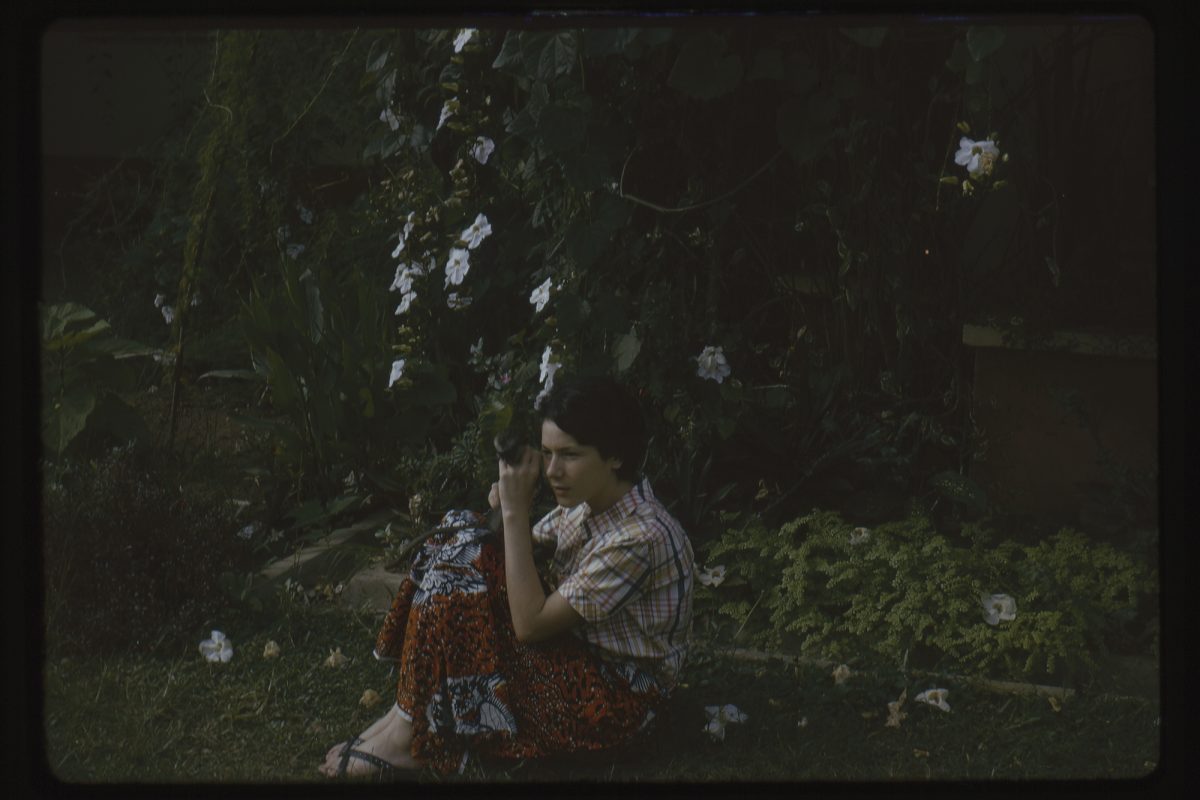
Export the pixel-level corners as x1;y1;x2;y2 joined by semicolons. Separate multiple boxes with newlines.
199;630;234;663
914;688;951;712
391;232;406;259
297;202;313;224
394;291;417;316
703;704;749;741
389;263;414;294
190;293;201;307
539;345;561;385
460;213;493;249
831;664;852;685
954;137;1001;177
981;593;1017;625
403;211;416;239
469;337;484;360
380;106;400;131
471;135;495;165
447;292;472;309
324;647;348;668
437;97;458;130
161;305;175;325
444;248;471;286
697;565;726;587
286;243;305;259
529;277;552;313
695;345;732;383
237;523;259;540
849;527;871;546
453;28;478;53
153;293;165;308
262;640;281;659
388;358;406;388
360;688;384;709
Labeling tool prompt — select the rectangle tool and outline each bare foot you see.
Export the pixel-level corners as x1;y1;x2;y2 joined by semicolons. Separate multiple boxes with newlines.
319;708;419;778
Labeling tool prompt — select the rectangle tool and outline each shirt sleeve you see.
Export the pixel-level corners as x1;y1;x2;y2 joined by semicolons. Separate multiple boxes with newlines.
556;535;653;623
532;508;560;548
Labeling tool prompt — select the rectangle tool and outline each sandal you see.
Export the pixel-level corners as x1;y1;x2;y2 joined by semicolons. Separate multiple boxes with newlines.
334;737;418;782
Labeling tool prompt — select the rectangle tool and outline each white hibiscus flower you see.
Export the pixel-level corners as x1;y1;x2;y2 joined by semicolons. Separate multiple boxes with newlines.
460;213;493;249
529;277;552;313
444;248;471;286
453;28;478;54
471;136;495;165
199;630;234;663
981;593;1017;625
388;358;406;388
954;137;1001;177
695;345;732;383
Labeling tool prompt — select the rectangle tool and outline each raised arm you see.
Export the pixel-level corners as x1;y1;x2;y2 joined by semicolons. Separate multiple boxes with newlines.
496;447;583;643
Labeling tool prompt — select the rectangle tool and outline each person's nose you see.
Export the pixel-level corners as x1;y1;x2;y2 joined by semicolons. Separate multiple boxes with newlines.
545;455;562;478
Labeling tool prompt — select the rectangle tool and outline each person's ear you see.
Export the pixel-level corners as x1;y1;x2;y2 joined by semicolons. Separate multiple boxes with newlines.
607;456;623;473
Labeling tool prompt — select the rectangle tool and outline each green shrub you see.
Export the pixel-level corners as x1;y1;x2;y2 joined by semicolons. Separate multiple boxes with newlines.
704;509;1156;683
43;444;258;656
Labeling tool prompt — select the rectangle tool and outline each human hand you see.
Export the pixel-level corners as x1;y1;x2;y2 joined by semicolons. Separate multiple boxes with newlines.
497;445;541;518
488;482;500;510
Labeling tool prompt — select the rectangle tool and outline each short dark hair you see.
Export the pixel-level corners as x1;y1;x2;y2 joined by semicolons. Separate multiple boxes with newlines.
536;374;646;482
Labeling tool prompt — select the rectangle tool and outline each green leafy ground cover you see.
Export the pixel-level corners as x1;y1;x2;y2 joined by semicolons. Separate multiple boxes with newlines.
41;600;1158;784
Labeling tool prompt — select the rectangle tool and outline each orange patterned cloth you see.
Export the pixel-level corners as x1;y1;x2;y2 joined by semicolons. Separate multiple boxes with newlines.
374;512;666;775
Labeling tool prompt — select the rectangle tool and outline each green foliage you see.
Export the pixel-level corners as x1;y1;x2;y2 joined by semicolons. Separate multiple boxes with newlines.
43;444;257;656
40;302;155;455
705;510;1156;683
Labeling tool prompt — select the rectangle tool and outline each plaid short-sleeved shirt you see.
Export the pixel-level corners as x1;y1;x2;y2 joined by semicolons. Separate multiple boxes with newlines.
532;478;694;690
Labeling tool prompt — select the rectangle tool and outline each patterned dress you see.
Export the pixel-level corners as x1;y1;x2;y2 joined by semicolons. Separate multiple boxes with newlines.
373;482;693;775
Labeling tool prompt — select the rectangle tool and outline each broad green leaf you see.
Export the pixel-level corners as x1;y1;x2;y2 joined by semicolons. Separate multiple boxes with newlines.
43;387;96;454
537;104;587;153
667;32;743;100
40;302;96;343
365;41;389;73
199;369;266;381
614;327;641;373
966;26;1006;62
491;30;524;70
536;31;578;81
44;318;112;352
840;27;888;48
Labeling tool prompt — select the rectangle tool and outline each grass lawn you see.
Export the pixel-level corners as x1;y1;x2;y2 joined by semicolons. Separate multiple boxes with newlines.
40;598;1160;785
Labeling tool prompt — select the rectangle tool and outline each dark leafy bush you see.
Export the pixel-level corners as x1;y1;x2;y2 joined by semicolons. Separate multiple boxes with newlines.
43;444;258;656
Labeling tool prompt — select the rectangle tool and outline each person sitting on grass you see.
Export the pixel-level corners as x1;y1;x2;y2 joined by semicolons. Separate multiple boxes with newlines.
319;373;695;779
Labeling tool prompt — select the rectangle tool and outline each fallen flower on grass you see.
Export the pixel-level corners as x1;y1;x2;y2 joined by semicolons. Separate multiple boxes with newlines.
832;664;852;685
914;688;951;712
199;630;234;663
703;704;749;741
885;688;908;728
1047;695;1062;712
360;689;384;709
796;716;808;728
848;527;871;546
262;640;281;659
913;748;930;758
325;647;348;668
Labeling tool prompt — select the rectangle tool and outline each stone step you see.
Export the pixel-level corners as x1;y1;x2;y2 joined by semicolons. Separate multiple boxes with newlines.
258;508;405;614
